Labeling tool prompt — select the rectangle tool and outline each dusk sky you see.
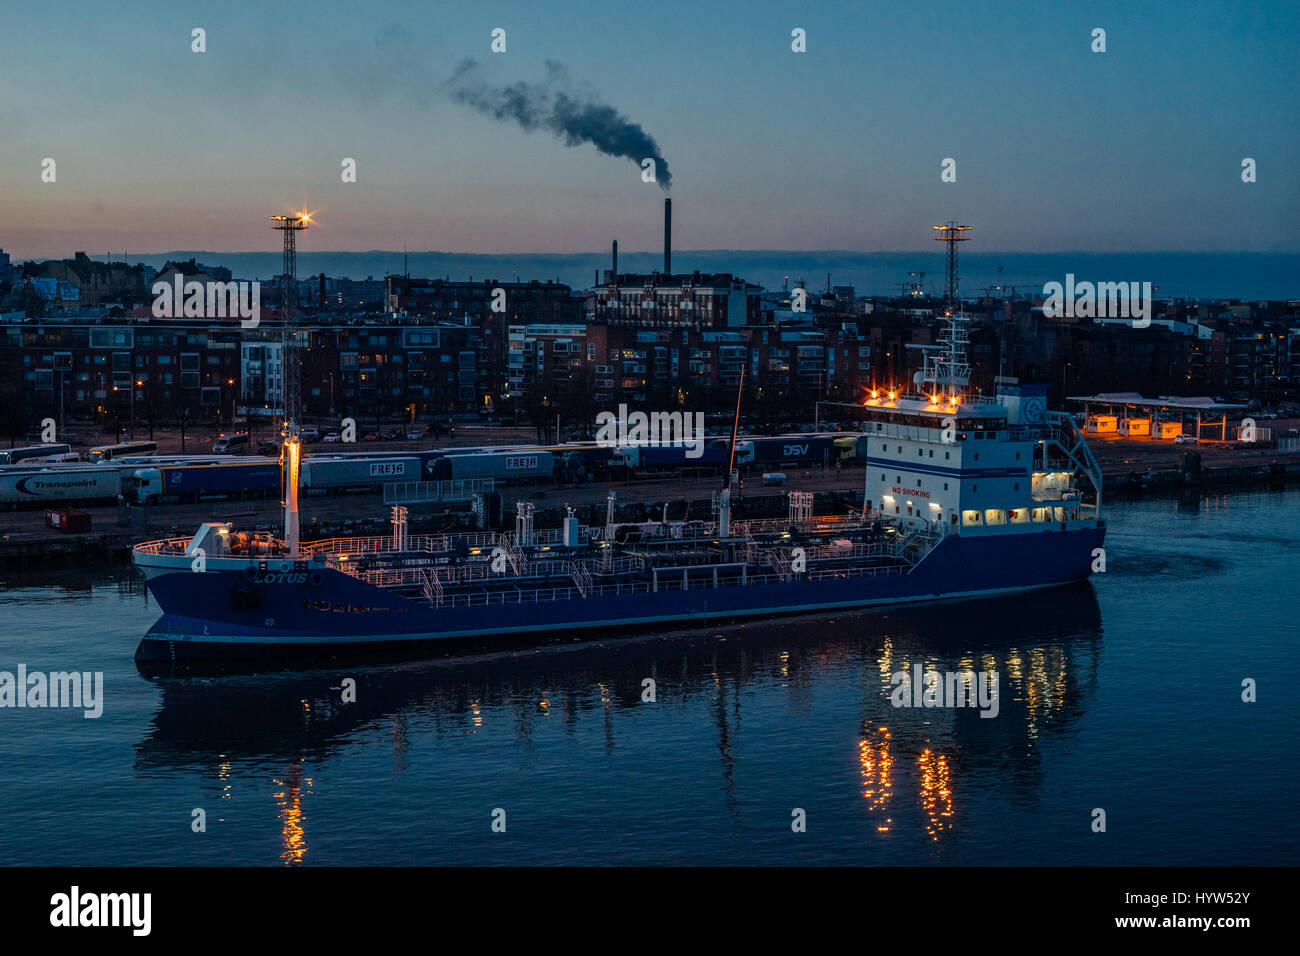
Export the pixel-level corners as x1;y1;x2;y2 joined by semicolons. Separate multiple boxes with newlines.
2;0;1296;259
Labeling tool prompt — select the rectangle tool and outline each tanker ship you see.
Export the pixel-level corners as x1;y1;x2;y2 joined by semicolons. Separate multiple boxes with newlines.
132;305;1106;668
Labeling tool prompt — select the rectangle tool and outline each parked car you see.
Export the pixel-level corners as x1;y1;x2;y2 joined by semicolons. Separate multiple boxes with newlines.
406;429;423;440
363;432;379;442
383;428;404;440
1174;434;1198;444
300;427;321;442
322;432;341;443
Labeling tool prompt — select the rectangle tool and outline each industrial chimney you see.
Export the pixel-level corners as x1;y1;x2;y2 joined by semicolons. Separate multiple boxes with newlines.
612;239;618;279
663;198;672;276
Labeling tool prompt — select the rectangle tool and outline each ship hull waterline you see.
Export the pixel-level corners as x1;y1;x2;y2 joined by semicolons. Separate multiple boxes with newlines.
135;525;1105;665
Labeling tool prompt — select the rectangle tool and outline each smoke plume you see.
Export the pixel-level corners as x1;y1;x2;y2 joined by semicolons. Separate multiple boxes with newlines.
446;59;672;190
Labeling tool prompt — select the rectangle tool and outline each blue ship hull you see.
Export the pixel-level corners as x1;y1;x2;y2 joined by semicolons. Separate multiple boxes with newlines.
136;524;1105;665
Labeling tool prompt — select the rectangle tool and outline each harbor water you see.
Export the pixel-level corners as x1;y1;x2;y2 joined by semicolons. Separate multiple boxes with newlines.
1;487;1296;866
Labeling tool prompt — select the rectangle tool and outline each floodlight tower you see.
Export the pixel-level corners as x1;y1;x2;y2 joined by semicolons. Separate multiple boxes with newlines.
271;212;310;558
933;222;970;314
271;213;309;428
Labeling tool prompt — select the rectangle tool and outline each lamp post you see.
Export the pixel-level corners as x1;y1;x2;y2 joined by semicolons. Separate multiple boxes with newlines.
140;379;155;440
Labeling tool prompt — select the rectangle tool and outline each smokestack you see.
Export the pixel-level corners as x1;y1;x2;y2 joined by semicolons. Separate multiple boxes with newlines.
664;197;672;276
612;239;618;279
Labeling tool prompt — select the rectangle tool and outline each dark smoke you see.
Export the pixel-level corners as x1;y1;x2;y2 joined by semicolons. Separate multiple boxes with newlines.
446;59;672;190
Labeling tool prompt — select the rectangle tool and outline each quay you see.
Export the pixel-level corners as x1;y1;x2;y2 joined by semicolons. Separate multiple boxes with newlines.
2;433;1298;570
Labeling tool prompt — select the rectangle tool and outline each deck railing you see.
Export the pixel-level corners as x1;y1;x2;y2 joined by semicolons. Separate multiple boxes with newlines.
132;537;194;556
417;561;910;608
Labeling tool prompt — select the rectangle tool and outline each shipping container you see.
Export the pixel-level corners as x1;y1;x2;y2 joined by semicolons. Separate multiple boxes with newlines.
301;456;422;491
0;466;122;504
128;460;281;503
45;508;92;532
430;451;554;482
1156;421;1183;439
750;436;837;465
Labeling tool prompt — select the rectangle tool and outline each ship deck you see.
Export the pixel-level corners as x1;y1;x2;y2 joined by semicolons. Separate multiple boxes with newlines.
304;513;933;609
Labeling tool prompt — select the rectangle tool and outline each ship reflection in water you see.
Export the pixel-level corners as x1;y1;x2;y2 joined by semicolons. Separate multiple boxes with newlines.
132;583;1103;865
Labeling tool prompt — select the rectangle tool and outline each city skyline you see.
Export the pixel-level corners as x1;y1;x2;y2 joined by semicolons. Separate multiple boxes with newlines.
1;0;1297;258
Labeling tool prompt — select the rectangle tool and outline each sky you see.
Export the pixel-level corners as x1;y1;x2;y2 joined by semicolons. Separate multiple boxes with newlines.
1;0;1297;259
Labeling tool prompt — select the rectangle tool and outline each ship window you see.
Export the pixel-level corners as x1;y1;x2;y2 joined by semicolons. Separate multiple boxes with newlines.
1014;482;1020;490
918;449;923;457
961;510;981;526
973;484;978;491
898;446;902;453
880;474;885;481
944;482;948;490
945;452;950;460
1015;452;1021;460
974;453;979;461
896;476;900;483
984;509;1006;525
916;478;922;486
929;450;934;457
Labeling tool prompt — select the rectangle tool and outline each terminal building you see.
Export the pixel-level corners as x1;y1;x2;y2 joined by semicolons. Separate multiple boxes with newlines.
1068;392;1250;441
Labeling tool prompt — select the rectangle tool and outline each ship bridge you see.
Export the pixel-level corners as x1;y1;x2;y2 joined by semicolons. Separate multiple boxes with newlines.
824;383;1101;538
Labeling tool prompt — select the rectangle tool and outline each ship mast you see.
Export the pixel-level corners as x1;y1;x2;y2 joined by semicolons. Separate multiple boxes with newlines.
718;365;744;538
271;212;310;559
916;222;972;404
